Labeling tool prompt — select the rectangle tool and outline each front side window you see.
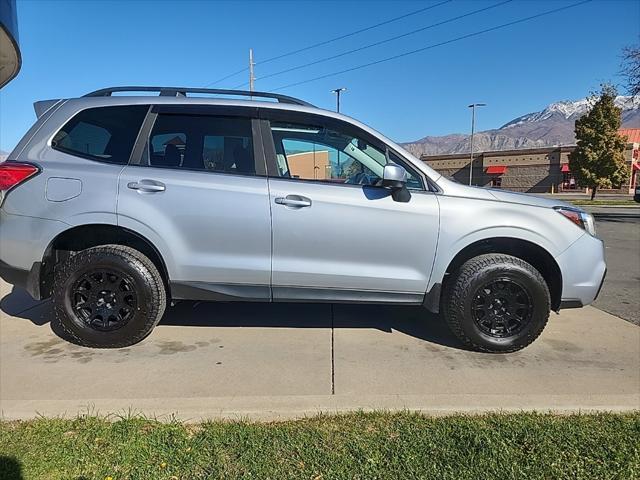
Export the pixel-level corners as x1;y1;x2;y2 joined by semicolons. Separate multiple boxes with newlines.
147;114;255;175
270;121;422;189
52;105;149;164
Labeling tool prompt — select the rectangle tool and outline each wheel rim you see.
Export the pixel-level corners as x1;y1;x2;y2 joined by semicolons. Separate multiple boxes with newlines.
70;269;138;332
471;277;533;338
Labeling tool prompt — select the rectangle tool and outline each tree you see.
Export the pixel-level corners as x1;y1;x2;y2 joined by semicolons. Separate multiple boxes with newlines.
620;45;640;97
569;84;628;200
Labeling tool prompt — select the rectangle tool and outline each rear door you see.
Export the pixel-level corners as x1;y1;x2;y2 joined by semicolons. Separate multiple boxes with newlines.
260;109;440;303
117;105;272;301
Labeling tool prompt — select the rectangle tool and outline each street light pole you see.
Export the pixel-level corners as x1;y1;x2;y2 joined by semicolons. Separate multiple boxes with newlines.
468;103;486;186
331;87;347;113
249;48;255;93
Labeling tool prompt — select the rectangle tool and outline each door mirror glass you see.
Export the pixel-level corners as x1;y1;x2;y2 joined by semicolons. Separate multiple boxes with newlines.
382;163;407;189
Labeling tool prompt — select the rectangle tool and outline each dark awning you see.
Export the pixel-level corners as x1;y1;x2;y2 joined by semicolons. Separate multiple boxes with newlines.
486;165;507;175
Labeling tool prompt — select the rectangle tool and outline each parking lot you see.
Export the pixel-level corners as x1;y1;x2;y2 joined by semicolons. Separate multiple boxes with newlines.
1;216;638;420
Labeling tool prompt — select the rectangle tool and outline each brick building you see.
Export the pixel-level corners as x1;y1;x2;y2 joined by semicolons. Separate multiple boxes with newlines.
421;129;640;194
287;150;330;180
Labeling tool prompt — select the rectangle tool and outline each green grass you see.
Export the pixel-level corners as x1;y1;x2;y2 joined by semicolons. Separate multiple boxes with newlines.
1;412;638;480
568;199;636;206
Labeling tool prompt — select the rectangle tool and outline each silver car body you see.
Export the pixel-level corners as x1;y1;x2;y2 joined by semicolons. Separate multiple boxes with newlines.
0;94;606;311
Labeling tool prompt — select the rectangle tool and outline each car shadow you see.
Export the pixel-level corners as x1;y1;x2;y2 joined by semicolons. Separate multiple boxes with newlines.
0;285;466;350
0;456;23;480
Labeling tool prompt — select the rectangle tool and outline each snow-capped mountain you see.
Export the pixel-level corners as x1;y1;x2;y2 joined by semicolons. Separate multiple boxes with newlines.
402;96;640;157
501;96;639;129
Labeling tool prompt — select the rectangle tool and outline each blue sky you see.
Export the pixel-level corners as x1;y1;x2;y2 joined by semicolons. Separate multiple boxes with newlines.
1;0;638;152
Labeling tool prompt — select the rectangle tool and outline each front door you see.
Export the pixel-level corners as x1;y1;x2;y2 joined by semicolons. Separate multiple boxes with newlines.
261;111;439;303
117;106;272;301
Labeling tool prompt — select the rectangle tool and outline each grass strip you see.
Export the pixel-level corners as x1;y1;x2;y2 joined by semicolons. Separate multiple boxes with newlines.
568;199;636;206
1;411;638;479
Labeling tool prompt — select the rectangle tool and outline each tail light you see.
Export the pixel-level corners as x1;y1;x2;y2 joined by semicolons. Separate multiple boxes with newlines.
0;162;39;191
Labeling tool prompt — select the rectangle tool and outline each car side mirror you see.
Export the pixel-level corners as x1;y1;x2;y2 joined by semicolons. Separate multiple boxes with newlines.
381;163;407;190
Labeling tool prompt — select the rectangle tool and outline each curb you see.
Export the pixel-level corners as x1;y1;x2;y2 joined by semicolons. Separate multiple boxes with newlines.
3;394;640;422
593;213;640;219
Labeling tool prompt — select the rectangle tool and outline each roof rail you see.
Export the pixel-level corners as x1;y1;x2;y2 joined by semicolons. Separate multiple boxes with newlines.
83;86;314;107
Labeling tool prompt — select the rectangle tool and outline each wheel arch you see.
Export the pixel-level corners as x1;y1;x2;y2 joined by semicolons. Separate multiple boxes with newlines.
39;223;171;299
429;237;562;313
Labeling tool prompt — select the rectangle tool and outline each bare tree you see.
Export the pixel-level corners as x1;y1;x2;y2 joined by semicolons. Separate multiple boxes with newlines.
620;45;640;97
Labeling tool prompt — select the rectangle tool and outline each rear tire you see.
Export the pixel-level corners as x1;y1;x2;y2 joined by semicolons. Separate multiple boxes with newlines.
53;245;166;348
443;254;550;353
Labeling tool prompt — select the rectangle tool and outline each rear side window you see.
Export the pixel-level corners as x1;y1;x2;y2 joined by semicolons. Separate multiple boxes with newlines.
147;114;255;175
52;105;148;164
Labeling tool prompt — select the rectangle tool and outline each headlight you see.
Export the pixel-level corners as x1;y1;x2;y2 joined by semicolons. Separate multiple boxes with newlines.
554;207;596;236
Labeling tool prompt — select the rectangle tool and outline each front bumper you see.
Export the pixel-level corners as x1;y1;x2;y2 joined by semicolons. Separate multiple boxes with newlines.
555;233;607;308
559;268;607;309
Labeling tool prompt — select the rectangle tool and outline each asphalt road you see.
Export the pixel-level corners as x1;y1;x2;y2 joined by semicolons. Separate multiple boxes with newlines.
593;216;640;325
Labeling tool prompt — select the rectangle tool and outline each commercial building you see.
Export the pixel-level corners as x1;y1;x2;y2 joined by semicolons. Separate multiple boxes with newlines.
287;150;330;180
421;129;640;194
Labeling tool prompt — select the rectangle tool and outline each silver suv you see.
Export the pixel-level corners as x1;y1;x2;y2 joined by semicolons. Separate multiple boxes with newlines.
0;87;606;352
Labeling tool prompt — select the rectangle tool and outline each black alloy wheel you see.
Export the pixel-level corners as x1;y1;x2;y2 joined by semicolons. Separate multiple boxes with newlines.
53;245;166;348
71;268;138;332
471;278;534;338
443;253;551;353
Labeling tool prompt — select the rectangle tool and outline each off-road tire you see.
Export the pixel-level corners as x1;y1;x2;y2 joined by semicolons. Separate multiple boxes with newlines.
53;245;166;348
443;254;550;353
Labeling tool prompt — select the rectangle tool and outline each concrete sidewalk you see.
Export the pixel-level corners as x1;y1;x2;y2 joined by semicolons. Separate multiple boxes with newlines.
1;279;638;421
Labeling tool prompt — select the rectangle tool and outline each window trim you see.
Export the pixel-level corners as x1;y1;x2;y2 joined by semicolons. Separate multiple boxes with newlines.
50;104;151;166
258;108;427;191
129;105;267;177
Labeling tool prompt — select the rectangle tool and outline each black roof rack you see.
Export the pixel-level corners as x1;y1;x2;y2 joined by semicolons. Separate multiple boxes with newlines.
83;86;314;107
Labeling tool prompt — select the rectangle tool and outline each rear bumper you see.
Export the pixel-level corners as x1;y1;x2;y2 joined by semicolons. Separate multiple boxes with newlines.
0;259;42;299
0;210;68;300
556;233;607;308
0;259;28;287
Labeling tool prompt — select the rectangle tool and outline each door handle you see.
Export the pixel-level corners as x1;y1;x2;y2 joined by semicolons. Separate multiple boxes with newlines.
275;195;312;208
127;180;166;193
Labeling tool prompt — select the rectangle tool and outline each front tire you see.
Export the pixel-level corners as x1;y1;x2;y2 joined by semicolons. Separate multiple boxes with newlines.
53;245;166;348
443;254;550;353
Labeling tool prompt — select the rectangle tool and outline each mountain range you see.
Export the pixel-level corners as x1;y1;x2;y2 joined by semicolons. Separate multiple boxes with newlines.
401;96;640;157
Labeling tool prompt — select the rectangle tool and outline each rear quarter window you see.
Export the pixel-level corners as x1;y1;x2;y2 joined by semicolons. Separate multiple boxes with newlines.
52;105;148;164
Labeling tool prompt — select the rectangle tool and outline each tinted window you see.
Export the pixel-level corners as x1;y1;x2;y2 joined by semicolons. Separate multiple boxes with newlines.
270;121;422;189
147;114;255;175
52;105;148;164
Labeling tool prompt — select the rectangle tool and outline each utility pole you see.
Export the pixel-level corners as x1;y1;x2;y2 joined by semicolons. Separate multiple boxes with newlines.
249;48;255;93
331;87;346;113
468;103;486;186
331;88;347;176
